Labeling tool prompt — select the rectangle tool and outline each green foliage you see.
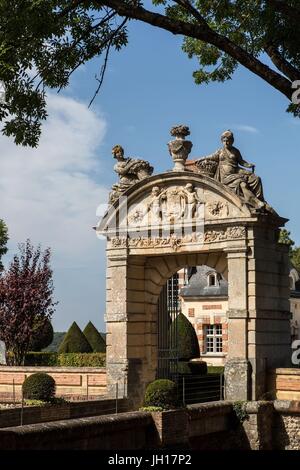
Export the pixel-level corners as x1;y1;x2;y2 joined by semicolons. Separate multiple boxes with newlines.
279;229;300;272
24;352;106;367
177;361;192;375
22;372;56;402
24;352;58;366
0;220;8;271
56;353;105;367
83;321;106;353
0;0;128;146
58;322;92;353
291;247;300;273
139;406;165;412
24;399;48;407
24;397;66;406
43;332;66;352
279;229;295;251
143;379;179;410
177;360;207;375
170;313;200;361
232;401;249;423
29;318;54;352
207;366;224;375
1;1;299;147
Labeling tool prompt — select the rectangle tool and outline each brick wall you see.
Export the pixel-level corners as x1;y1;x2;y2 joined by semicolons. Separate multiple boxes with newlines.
268;368;300;400
0;366;106;401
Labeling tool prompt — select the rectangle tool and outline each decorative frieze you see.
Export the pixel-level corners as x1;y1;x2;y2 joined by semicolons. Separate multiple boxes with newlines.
109;226;246;250
204;226;246;242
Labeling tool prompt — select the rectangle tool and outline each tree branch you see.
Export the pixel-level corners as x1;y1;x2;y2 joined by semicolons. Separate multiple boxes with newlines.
265;44;300;82
98;0;293;99
172;0;209;28
88;17;128;107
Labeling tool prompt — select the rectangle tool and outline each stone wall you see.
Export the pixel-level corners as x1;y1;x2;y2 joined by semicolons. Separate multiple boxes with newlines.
1;400;300;450
0;366;106;400
0;398;128;429
0;412;153;450
273;401;300;450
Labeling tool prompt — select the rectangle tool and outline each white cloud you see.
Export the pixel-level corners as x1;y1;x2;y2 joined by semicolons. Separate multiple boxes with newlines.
232;124;259;134
0;92;109;267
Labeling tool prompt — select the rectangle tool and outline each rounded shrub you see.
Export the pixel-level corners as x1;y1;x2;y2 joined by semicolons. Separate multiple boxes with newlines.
143;379;178;409
58;321;92;353
22;372;56;402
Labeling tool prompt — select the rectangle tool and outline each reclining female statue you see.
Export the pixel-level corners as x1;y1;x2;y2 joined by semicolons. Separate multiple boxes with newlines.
109;145;153;204
195;130;266;210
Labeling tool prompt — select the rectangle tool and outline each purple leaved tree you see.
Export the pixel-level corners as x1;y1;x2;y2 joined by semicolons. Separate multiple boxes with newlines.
0;240;57;365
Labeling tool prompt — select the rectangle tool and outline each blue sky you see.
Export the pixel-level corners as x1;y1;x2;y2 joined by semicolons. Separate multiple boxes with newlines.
1;16;299;333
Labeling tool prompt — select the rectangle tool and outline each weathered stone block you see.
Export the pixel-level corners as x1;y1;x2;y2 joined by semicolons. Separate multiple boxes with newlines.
224;359;250;400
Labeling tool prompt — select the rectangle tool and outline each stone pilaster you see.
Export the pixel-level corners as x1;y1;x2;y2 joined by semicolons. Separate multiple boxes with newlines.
225;246;251;400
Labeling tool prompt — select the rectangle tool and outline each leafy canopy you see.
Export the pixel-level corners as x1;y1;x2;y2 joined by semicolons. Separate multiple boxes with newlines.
0;0;299;147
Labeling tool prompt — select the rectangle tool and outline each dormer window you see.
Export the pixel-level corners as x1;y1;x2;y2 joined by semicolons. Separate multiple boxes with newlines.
208;273;217;287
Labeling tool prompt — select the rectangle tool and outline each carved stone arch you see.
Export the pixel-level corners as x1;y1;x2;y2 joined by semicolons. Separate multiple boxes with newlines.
100;169;291;408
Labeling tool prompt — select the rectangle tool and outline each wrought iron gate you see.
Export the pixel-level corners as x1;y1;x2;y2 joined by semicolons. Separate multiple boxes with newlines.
156;272;224;404
157;274;180;380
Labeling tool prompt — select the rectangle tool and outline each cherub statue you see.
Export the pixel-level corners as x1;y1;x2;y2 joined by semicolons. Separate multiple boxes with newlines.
109;145;153;204
147;186;168;221
183;183;202;219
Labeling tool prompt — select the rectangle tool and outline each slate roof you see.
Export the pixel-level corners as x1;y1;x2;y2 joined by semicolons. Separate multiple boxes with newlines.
180;265;228;298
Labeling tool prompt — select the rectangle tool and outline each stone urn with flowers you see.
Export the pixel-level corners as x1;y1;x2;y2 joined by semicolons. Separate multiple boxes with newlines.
168;125;193;171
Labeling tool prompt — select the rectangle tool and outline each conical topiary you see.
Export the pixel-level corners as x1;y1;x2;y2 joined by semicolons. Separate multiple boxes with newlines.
169;313;200;361
83;321;106;353
58;321;92;353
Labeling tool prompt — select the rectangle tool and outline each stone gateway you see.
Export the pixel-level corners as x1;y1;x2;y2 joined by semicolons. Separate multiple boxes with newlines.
97;127;291;407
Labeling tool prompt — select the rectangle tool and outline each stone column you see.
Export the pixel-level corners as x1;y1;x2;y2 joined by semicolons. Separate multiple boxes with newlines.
106;249;151;408
105;249;129;401
225;246;251;400
247;225;291;400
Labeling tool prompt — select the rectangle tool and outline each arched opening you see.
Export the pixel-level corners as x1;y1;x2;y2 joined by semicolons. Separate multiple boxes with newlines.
144;252;227;379
155;259;227;404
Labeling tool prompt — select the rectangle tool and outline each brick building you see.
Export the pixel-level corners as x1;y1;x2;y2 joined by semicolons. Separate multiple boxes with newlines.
175;265;300;366
179;266;228;366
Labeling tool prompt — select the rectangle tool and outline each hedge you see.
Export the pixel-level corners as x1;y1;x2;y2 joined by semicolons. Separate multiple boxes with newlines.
25;352;106;367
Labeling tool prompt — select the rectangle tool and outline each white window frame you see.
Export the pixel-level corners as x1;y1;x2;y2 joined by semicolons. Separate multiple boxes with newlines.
204;324;223;354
